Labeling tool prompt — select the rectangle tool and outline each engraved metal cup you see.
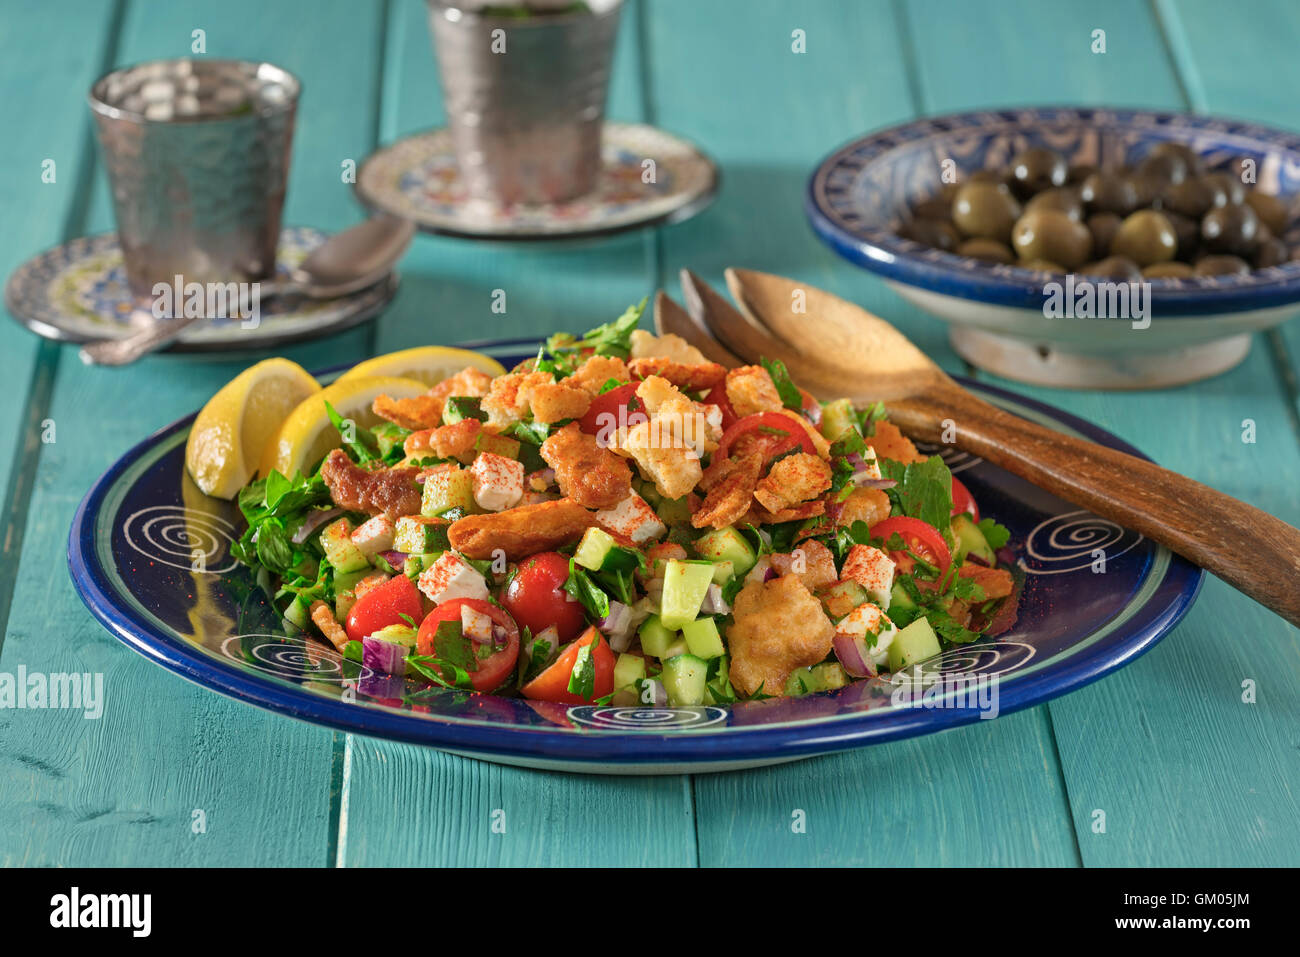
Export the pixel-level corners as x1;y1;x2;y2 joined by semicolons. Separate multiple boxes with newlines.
88;58;300;300
427;0;622;204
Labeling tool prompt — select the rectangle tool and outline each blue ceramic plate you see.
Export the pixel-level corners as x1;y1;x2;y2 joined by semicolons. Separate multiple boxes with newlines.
68;338;1202;774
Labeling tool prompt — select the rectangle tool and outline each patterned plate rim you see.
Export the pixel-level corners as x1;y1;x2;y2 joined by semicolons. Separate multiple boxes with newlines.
354;123;720;241
67;340;1203;766
806;105;1300;316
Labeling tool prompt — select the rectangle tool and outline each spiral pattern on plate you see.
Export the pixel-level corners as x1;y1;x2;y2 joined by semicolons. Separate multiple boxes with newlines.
220;634;371;684
566;705;728;730
122;505;237;573
1018;510;1142;574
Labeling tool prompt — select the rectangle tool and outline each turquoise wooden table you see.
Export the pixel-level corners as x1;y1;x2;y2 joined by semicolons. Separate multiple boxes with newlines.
1;0;1297;867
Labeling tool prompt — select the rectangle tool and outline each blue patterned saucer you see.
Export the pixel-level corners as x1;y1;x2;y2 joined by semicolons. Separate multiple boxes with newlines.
4;227;398;352
355;124;717;240
67;338;1202;775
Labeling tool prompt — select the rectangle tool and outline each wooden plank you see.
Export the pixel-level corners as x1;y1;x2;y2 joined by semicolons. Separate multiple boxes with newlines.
0;0;121;652
1154;0;1300;425
0;0;390;866
337;0;697;868
904;0;1300;865
648;0;1078;866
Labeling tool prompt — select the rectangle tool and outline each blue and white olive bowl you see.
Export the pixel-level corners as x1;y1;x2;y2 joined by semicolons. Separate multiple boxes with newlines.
806;106;1300;389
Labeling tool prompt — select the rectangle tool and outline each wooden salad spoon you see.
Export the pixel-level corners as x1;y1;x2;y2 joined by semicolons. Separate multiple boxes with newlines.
665;267;1300;629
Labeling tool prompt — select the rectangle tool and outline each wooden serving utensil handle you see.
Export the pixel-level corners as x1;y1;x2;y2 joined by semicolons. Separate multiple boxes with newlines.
887;386;1300;628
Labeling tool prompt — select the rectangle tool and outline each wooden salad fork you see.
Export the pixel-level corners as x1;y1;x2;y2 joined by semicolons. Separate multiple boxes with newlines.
661;268;1300;629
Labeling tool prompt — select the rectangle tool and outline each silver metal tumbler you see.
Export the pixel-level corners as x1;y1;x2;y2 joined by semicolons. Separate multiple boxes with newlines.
88;59;300;299
427;1;622;204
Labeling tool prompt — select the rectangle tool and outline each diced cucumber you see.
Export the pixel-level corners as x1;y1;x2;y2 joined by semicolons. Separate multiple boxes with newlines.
574;526;619;571
659;559;716;629
421;467;475;517
284;594;311;629
819;398;859;441
654;495;693;526
887;617;942;671
952;513;995;565
476;432;520;459
681;617;725;659
402;553;442;579
661;638;689;660
638;615;677;658
812;662;850;690
890;581;917;612
709;560;734;585
394;515;451;554
613;653;647;700
333;568;370;619
662;654;708;706
692;527;756;576
369;623;418;648
821;579;868;619
440;396;480;425
321;519;369;574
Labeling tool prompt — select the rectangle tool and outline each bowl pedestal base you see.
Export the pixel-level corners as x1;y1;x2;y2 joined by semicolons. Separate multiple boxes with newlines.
949;327;1253;390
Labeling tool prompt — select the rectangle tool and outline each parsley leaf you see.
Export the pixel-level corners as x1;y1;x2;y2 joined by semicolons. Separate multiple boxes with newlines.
325;400;379;464
760;356;803;411
562;559;610;619
567;636;598;699
978;517;1011;551
446;396;488;422
879;455;954;532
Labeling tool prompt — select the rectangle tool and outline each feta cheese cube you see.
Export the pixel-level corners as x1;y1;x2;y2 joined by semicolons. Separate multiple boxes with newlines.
460;604;495;642
469;452;524;512
857;446;882;481
841;544;896;608
350;515;395;557
595;493;667;545
835;601;898;667
418;552;489;605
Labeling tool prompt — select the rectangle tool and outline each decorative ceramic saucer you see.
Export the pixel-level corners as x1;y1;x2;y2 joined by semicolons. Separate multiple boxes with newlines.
355;123;718;240
4;227;398;352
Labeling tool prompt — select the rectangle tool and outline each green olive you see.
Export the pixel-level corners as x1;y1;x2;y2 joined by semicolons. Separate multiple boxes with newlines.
901;217;961;252
1146;142;1204;178
1254;237;1290;268
1085;212;1123;258
1202;172;1246;206
1025;187;1084;221
1067;163;1097;186
1201;203;1261;256
1161;177;1219;219
1143;261;1196;279
1080;172;1139;215
1011;208;1093;269
956;238;1016;263
911;194;954;221
1008;147;1068;198
1080;256;1142;280
1161;211;1201;260
1245;191;1289;235
1110;210;1177;266
952;181;1022;242
1194;254;1251;277
1135;151;1190;186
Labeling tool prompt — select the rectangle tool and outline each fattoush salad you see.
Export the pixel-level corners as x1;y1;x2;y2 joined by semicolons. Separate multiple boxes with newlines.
206;303;1020;708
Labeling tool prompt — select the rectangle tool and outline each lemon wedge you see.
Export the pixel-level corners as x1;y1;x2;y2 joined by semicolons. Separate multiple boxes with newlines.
257;375;428;480
335;345;506;387
185;358;321;499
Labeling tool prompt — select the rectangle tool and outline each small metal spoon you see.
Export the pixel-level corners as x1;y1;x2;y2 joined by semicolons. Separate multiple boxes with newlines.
79;215;415;366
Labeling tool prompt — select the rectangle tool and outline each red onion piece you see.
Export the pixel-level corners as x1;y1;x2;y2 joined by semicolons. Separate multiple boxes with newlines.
964;551;991;567
362;634;409;676
292;507;342;544
701;583;730;616
854;477;897;489
598;600;633;637
380;549;408;569
995;545;1016;567
832;632;877;678
744;556;771;585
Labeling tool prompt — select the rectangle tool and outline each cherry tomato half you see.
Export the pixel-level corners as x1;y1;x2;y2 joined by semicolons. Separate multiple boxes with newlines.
703;386;739;432
521;627;615;705
416;598;520;693
502;551;588;643
950;476;979;522
869;516;953;576
578;383;647;444
345;574;424;643
715;412;819;463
